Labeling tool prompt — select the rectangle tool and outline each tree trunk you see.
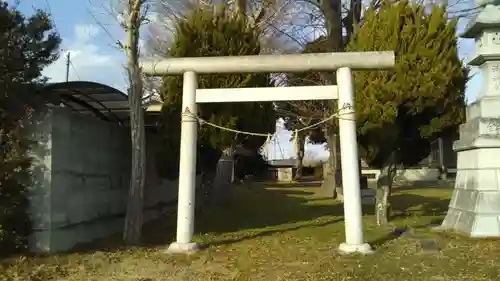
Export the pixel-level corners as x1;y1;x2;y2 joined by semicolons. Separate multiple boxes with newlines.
327;131;338;197
375;178;390;226
321;125;338;198
294;132;305;180
344;0;362;44
320;0;343;52
317;0;342;196
212;146;236;206
123;2;146;245
235;0;247;16
375;154;396;226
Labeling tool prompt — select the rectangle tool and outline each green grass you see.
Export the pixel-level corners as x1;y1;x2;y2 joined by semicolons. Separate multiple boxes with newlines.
1;183;500;281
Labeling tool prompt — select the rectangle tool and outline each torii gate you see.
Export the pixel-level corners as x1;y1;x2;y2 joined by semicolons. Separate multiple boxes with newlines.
141;51;395;254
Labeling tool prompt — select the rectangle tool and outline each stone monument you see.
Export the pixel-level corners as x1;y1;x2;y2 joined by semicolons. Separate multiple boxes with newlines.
441;0;500;236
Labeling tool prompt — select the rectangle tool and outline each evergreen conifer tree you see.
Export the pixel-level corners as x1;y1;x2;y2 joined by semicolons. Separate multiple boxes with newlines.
159;7;275;191
347;0;467;224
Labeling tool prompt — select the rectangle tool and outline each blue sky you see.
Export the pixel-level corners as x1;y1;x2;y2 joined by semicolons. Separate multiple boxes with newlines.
15;0;130;91
14;0;481;160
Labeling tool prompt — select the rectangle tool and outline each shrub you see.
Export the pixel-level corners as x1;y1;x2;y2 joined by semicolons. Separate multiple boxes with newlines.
0;3;60;255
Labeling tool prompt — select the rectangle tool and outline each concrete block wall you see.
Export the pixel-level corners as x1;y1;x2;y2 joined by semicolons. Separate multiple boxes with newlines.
28;111;53;252
361;167;440;182
28;108;182;253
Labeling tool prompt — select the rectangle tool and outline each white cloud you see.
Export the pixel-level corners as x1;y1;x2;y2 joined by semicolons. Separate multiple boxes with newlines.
42;23;127;93
74;24;100;43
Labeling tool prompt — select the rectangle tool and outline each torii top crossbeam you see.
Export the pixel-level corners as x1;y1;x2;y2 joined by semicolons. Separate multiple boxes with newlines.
140;51;395;75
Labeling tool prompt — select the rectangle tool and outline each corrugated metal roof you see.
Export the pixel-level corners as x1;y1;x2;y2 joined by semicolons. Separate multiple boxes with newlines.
41;81;130;124
40;81;162;128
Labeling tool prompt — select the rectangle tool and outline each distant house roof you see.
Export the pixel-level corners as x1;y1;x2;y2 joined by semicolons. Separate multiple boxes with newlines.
40;81;161;126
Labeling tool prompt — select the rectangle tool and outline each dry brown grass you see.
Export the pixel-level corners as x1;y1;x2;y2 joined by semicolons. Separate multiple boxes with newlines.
1;183;499;281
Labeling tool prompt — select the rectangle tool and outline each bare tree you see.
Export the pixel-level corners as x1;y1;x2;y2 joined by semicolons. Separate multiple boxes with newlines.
113;0;149;244
145;0;315;56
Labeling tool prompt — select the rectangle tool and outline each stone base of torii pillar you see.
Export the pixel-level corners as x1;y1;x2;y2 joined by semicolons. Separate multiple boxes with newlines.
441;2;500;237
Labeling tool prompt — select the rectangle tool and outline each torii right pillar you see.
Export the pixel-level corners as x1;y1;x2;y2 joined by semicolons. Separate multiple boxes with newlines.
441;0;500;237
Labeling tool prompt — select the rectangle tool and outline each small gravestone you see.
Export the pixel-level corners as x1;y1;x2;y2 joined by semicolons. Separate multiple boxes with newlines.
277;167;294;182
419;239;440;253
335;176;375;204
361;187;376;205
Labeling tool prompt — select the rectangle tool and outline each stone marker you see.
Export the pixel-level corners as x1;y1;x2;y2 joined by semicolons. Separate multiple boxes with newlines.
419;239;440;253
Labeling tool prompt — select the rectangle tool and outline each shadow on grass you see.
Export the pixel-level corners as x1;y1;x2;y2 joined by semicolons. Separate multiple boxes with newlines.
368;216;446;249
367;188;452;249
43;182;452;257
208;218;343;247
57;183;344;255
195;185;345;235
393;180;454;191
261;189;316;195
390;193;451;219
263;181;322;188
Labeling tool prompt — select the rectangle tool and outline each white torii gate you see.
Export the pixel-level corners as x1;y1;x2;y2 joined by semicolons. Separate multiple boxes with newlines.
141;51;395;254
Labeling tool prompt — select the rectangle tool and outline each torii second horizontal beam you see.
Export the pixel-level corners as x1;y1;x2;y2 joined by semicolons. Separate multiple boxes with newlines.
196;85;338;103
145;85;339;111
140;51;395;75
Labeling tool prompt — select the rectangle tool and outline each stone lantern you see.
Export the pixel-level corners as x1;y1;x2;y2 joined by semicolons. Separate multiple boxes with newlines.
441;0;500;236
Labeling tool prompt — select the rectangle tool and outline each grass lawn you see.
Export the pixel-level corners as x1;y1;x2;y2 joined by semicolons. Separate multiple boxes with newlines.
1;182;500;281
